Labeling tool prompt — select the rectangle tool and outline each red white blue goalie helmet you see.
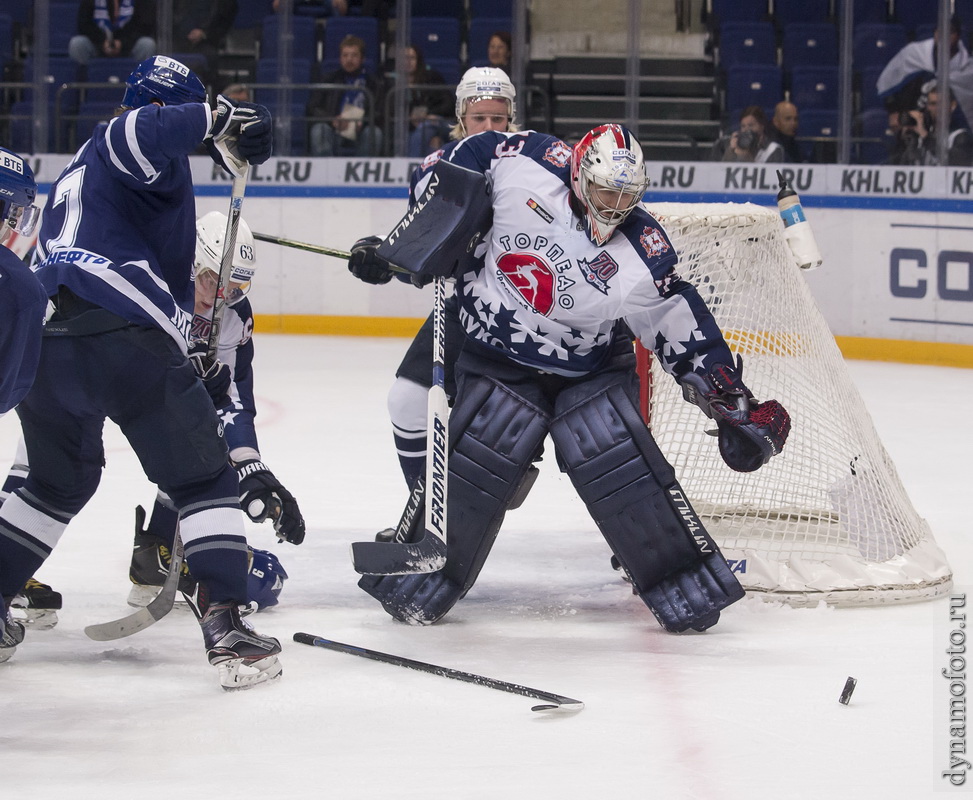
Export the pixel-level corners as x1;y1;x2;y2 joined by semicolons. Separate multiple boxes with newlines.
570;123;649;246
0;147;40;242
122;55;206;109
455;67;516;126
194;210;257;302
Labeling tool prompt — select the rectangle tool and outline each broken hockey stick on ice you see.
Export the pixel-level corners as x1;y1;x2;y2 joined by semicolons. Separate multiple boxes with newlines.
84;532;185;641
293;633;584;713
350;275;449;575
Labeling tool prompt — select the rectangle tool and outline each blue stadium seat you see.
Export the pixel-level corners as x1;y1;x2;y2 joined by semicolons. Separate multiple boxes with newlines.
781;23;838;74
790;65;839;111
837;0;889;25
0;15;13;75
260;14;317;61
254;58;313;105
913;24;937;43
469;0;512;23
427;57;461;86
718;22;777;73
710;0;769;27
853;23;908;74
956;0;973;28
855;107;891;163
892;3;937;36
234;0;274;29
411;17;462;64
413;0;465;18
6;0;30;28
84;58;140;104
773;0;830;28
725;64;782;121
858;65;886;111
468;18;511;68
798;108;839;161
322;16;381;69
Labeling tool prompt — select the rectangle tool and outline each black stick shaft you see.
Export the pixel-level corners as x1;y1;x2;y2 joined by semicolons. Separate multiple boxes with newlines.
293;633;583;713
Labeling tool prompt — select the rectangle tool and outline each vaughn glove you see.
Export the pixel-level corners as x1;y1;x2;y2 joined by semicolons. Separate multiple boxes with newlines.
678;355;791;472
205;94;274;177
348;235;395;285
189;352;232;407
236;458;306;545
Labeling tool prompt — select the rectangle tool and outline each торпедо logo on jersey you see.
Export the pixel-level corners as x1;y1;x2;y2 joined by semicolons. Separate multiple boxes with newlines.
496;252;555;315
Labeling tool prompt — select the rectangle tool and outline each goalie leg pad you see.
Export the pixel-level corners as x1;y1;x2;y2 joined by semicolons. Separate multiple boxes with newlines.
359;375;550;624
549;375;744;632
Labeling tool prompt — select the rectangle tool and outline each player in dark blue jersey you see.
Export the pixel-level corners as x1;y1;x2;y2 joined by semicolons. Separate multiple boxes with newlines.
0;56;289;690
0;146;47;662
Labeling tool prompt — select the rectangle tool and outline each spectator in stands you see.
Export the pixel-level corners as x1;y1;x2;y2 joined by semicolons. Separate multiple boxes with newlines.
172;0;238;94
768;101;803;163
68;0;156;66
891;80;973;166
710;106;783;163
275;0;349;15
402;44;453;158
308;34;384;157
877;15;973;131
487;31;512;72
222;83;251;102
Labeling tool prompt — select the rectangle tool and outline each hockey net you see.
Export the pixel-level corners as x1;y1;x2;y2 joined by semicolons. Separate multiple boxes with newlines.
639;202;952;607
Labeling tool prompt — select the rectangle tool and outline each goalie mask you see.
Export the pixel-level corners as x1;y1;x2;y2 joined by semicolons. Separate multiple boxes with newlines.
0;147;40;245
122;55;206;109
454;67;516;137
570;124;649;246
194;210;256;306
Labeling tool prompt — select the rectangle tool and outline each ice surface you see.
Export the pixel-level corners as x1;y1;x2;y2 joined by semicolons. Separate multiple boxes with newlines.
2;335;969;799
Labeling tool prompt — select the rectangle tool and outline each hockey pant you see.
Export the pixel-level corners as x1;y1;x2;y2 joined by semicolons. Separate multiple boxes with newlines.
0;325;250;604
549;370;744;632
359;373;550;624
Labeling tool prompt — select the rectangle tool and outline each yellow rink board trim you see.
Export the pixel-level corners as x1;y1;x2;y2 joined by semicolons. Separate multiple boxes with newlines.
252;315;973;369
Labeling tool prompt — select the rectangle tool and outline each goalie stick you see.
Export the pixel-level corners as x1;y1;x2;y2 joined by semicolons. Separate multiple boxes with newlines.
84;532;184;641
294;633;584;713
350;275;449;574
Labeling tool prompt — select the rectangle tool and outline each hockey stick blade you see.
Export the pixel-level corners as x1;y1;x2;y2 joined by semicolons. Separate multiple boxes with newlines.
294;634;584;713
84;534;185;641
350;534;446;575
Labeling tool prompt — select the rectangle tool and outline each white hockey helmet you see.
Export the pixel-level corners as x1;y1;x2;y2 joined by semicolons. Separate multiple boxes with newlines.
194;210;256;303
454;67;516;128
570;123;649;246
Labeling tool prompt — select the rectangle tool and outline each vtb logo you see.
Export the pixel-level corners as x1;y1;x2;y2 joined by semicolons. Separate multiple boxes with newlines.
496;253;555;315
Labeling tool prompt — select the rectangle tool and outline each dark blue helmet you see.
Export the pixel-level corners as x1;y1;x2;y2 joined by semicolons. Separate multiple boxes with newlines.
246;548;288;611
0;147;39;240
122;55;206;109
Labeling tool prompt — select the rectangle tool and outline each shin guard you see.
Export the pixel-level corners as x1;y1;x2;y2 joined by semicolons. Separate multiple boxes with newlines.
550;379;744;632
359;376;550;624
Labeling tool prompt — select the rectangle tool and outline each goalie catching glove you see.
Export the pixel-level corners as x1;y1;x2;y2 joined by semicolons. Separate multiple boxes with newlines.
235;459;306;545
205;94;273;177
679;355;790;472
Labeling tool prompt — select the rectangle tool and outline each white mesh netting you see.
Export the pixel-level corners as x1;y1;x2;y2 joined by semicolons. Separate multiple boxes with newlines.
642;202;952;606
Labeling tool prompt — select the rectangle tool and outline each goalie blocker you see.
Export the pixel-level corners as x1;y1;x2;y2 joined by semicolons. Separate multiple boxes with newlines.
352;159;493;285
359;341;746;633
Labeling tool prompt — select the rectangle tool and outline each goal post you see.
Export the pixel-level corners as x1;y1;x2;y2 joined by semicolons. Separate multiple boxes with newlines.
638;202;952;607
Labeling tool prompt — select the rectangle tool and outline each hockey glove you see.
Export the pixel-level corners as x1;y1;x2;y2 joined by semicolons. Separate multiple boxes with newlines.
348;236;394;285
678;355;790;473
235;459;306;545
205;94;274;177
189;352;232;407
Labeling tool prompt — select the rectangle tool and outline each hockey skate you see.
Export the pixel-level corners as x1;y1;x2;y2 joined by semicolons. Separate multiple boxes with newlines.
1;607;26;663
127;506;197;608
10;578;63;629
187;584;282;691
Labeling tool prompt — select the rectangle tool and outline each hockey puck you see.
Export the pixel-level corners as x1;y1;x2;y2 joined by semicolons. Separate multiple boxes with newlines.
839;676;857;705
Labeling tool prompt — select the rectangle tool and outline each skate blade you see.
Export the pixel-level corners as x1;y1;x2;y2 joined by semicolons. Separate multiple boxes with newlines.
216;655;283;691
9;606;59;630
127;584;189;609
0;646;16;664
